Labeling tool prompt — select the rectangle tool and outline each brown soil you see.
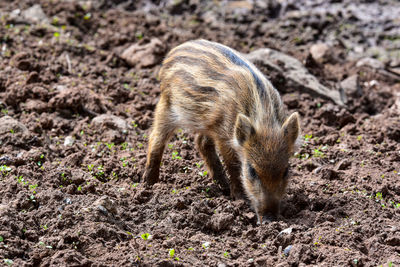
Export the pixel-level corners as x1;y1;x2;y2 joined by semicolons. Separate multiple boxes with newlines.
0;0;399;266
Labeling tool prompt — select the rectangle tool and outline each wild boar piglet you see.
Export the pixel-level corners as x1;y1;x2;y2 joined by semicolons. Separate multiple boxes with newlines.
143;39;300;224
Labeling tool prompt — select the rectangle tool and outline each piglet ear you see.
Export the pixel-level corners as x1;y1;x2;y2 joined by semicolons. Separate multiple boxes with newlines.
234;114;255;146
281;112;300;147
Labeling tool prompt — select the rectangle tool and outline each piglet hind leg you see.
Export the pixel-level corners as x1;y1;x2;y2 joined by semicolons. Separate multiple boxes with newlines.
195;134;230;195
143;97;176;185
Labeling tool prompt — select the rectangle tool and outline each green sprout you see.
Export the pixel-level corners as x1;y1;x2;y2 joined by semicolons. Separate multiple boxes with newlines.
223;251;230;258
4;259;13;266
304;134;313;142
172;151;182;160
169;248;175;257
141;233;151;241
199;171;208;177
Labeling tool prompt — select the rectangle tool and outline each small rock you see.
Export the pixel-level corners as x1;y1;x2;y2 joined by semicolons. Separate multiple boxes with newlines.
278;227;293;236
121;38;165;68
91;114;128;133
356;57;384;69
283;245;293;257
202;241;211;249
340;75;361;97
310;43;330;63
246;48;344;106
217;263;227;267
64;198;72;205
0;116;28;135
21;4;49;24
64;136;75;147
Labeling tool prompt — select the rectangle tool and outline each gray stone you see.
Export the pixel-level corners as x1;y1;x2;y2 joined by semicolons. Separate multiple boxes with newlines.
64;136;75;147
340;75;361;97
245;48;345;106
0;116;28;135
310;43;330;63
21;4;49;24
283;245;293;257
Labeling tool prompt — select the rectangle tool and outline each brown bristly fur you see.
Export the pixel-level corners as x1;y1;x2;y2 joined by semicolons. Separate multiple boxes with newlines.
143;39;300;224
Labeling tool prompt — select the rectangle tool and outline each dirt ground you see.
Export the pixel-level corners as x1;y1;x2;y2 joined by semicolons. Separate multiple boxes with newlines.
0;0;400;266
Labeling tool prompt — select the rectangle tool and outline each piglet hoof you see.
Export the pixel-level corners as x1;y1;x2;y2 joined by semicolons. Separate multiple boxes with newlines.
142;169;159;186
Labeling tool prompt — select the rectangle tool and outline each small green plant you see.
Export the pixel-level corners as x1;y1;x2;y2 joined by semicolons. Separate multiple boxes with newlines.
29;184;38;194
168;144;174;149
141;233;151;240
83;13;91;20
172;151;182;160
4;259;13;266
41;224;48;231
304;134;313;142
10;129;14;134
169;248;175;257
0;236;3;242
54;32;60;37
312;146;327;158
136;32;143;40
223;251;230;258
0;165;11;176
198;170;208;177
357;135;363;141
195;162;203;168
106;143;115;150
121;142;128;150
88;164;94;172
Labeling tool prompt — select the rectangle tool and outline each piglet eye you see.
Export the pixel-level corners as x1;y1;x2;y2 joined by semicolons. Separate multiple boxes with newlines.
248;164;257;179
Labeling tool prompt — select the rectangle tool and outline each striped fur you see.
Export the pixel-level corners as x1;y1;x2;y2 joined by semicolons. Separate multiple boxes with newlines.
144;40;300;224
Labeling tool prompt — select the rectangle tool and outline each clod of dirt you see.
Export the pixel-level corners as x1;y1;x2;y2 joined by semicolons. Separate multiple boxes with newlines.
210;213;234;232
320;168;341;180
121;38;165;68
335;159;352;170
23;99;48;113
92;196;118;216
11;52;33;71
310;43;330;63
49;87;106;115
383;118;400;142
0;116;28;135
91;114;128;133
91;114;129;143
